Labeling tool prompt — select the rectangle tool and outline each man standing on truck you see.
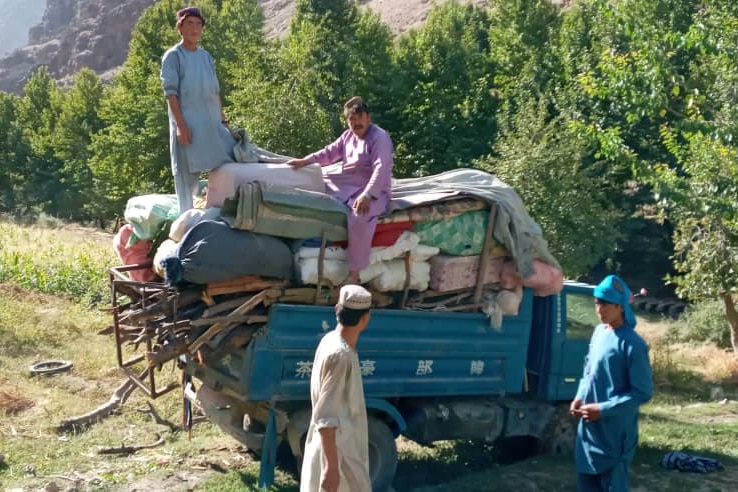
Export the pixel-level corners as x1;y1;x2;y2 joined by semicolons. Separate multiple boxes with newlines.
570;274;653;492
287;97;394;286
300;284;373;492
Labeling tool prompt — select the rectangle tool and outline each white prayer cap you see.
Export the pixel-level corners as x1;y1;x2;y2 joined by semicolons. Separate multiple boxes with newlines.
338;284;372;310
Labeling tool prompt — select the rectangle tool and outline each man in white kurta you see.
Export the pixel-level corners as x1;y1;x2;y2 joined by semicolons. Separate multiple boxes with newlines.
300;285;372;492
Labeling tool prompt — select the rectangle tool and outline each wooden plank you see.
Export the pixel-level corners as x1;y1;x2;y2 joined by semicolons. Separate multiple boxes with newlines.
206;275;262;289
145;340;189;368
191;314;268;327
205;276;290;297
202;296;252;318
188;290;268;353
199;326;260;363
314;233;328;304
473;205;499;304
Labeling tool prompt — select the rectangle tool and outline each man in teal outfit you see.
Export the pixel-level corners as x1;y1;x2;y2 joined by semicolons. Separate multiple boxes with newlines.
570;275;653;491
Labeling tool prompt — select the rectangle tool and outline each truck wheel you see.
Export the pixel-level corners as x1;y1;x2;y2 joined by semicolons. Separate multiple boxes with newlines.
368;415;397;492
540;404;577;455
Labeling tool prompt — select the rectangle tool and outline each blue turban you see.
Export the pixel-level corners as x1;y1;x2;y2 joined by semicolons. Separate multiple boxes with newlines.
593;274;636;328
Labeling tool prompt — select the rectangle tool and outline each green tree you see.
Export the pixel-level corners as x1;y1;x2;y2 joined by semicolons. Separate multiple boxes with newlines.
541;0;704;289
13;67;64;215
227;45;335;157
647;2;738;352
0;92;25;212
653;132;738;352
391;2;497;177
0;92;24;211
478;99;622;276
487;0;560;120
229;0;393;157
286;0;394;133
49;69;104;221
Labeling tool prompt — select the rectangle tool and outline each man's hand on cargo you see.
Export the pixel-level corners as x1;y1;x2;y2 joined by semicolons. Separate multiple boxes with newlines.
352;193;372;215
287;158;310;169
570;398;583;418
579;403;602;422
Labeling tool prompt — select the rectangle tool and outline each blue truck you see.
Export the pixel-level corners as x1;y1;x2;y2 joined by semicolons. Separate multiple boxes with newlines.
157;280;600;490
108;176;600;490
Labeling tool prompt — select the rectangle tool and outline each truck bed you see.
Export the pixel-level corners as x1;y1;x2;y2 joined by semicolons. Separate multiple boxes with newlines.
196;288;535;402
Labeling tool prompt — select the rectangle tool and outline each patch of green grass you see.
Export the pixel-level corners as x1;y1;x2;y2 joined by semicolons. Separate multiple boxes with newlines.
191;467;299;491
0;286;110;359
641;402;738;457
0;220;117;306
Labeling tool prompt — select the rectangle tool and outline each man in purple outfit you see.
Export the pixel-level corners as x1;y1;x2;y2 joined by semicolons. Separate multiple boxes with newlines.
288;96;394;285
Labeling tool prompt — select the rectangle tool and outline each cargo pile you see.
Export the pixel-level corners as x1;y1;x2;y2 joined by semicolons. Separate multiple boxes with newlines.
109;164;563;385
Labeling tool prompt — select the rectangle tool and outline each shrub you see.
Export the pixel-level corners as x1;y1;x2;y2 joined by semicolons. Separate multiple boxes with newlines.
673;299;732;349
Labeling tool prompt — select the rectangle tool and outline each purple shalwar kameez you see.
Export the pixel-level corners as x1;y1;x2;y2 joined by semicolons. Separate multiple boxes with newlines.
305;124;394;272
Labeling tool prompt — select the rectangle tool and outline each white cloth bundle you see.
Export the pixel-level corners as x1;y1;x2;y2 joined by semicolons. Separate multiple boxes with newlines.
296;231;439;290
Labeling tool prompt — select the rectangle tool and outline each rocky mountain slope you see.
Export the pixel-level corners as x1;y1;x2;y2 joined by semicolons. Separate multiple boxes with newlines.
0;0;157;93
0;0;490;94
0;0;46;58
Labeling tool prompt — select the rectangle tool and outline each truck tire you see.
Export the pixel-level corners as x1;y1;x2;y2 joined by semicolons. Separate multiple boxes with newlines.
368;415;398;492
539;403;577;455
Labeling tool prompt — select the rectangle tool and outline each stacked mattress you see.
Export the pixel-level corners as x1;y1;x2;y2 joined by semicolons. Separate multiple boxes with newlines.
118;165;563;302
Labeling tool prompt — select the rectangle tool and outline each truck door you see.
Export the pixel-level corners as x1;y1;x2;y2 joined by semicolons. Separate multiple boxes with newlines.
552;284;600;400
546;283;599;401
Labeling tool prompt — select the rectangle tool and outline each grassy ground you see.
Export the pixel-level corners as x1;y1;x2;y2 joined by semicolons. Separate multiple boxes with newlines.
1;221;738;491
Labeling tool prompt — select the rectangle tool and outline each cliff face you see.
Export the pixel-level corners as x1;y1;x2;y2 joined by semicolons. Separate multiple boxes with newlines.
0;0;492;94
0;0;156;93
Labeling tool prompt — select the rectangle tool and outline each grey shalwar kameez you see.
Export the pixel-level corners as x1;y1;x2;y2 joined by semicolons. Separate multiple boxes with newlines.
161;43;234;212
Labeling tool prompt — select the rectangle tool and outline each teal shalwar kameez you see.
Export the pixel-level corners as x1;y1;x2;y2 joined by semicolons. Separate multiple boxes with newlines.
161;43;234;212
575;275;653;492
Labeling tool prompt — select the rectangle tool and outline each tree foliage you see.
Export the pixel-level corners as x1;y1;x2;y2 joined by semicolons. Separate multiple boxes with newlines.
13;67;63;215
478;99;622;276
0;91;23;210
391;2;496;177
639;2;738;350
50;69;104;220
229;0;393;157
3;0;738;330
